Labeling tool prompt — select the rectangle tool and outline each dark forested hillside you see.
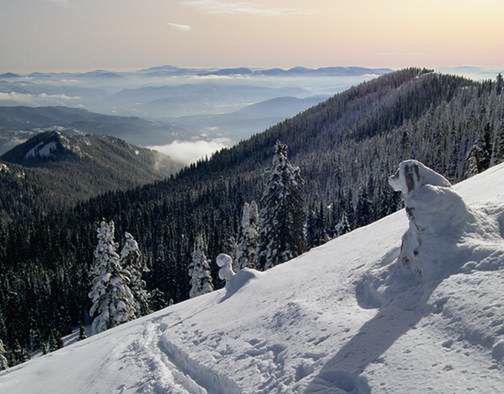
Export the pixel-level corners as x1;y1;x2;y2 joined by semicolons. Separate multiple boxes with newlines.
2;69;504;362
0;130;182;222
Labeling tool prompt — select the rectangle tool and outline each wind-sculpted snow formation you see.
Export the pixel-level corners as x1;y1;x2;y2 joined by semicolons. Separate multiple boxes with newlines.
216;253;235;286
389;160;472;277
358;161;504;307
3;162;504;393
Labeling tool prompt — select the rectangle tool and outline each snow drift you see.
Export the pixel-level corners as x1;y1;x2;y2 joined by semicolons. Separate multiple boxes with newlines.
2;161;504;393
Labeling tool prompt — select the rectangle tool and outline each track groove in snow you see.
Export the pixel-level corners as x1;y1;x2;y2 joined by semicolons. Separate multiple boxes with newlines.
160;333;241;394
120;321;207;393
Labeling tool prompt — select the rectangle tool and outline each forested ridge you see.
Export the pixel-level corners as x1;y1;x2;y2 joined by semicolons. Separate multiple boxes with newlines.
0;130;182;223
2;68;504;364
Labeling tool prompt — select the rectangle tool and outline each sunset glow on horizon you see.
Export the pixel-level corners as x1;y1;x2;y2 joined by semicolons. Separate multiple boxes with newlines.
1;0;503;72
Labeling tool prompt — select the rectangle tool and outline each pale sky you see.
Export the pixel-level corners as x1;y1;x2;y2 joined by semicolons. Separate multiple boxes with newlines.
1;0;503;73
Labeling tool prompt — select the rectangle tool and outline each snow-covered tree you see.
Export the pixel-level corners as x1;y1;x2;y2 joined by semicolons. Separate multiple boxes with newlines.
465;144;481;177
224;235;239;271
0;340;8;370
11;339;29;364
491;123;504;165
188;234;214;298
306;202;329;248
355;187;373;227
48;329;62;352
335;210;351;236
216;253;235;288
236;201;259;270
258;142;305;270
497;73;504;95
120;232;150;317
89;221;136;334
28;327;41;354
149;288;168;310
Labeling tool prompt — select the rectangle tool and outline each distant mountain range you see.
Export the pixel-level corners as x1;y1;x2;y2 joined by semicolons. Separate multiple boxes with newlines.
0;129;183;217
169;95;330;141
135;65;393;77
112;83;312;118
1;65;392;79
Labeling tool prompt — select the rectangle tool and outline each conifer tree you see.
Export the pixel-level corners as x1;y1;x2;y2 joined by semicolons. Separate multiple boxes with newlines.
149;288;168;310
28;327;41;353
78;321;87;340
0;339;9;370
306;206;318;249
224;235;239;271
465;144;481;177
120;232;150;317
317;202;329;244
479;123;493;171
355;187;373;227
497;73;503;95
336;210;351;236
258;142;305;269
12;339;29;364
345;190;356;229
236;201;259;270
188;234;214;298
492;124;504;165
89;221;136;334
48;330;59;352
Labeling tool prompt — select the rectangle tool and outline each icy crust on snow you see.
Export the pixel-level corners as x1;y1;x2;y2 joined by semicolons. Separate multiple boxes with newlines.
3;163;504;393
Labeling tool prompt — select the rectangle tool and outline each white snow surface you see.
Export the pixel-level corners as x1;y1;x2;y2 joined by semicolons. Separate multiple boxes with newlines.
3;163;504;393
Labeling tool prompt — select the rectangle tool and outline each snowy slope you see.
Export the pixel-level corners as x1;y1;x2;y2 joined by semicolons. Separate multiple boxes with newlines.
3;164;504;393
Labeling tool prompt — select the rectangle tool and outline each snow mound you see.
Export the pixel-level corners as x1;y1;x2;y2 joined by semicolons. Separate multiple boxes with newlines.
3;162;504;393
358;161;504;312
220;268;261;302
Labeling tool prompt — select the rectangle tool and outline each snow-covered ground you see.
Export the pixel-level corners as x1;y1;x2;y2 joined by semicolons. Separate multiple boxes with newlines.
2;163;504;393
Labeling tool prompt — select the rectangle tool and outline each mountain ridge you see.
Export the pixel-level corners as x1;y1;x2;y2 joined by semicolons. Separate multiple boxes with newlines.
0;66;392;78
0;130;183;219
0;106;181;148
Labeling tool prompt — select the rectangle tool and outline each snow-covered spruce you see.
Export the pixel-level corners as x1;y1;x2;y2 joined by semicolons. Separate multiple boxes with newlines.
335;210;351;236
188;234;214;298
216;253;235;288
120;232;151;317
236;201;260;270
0;339;8;370
88;221;136;334
258;142;305;270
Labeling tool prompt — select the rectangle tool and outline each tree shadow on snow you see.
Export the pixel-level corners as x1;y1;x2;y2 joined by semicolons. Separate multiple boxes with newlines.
304;274;444;394
219;268;260;303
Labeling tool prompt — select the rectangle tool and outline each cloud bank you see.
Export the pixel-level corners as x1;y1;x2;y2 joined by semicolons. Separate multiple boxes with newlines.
149;138;230;164
167;22;192;32
0;92;80;105
181;0;308;16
